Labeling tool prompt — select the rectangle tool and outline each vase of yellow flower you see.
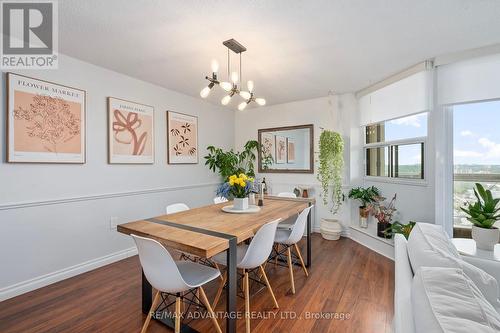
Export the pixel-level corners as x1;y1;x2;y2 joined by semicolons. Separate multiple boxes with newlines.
217;173;255;211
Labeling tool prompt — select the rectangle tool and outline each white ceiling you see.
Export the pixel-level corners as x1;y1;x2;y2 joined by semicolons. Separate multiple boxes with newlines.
59;0;500;107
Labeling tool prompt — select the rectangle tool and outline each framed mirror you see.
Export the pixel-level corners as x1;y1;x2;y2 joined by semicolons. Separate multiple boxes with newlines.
258;124;314;173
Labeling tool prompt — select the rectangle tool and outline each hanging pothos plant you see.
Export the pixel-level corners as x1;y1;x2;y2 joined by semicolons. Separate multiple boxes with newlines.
317;130;344;214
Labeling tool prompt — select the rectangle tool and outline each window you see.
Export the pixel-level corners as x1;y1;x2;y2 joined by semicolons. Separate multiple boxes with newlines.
453;101;500;229
364;112;427;181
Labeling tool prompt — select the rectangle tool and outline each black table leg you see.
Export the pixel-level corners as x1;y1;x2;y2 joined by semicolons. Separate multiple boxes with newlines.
306;203;312;268
142;269;152;314
226;237;237;333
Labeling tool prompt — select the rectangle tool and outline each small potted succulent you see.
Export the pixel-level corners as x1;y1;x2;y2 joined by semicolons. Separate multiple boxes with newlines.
348;186;381;228
461;183;500;251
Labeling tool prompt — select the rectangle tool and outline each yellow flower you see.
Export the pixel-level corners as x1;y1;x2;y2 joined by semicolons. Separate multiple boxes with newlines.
229;179;234;186
248;177;254;182
240;181;246;187
229;175;237;181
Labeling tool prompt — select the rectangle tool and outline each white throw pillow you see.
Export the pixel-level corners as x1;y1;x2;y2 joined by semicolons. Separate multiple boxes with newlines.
407;223;499;306
413;267;500;333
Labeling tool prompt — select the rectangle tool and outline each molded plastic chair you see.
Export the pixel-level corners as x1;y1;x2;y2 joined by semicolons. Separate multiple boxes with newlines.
166;203;190;214
131;234;222;333
213;196;228;204
273;205;313;294
277;192;297;198
212;219;282;333
277;192;298;230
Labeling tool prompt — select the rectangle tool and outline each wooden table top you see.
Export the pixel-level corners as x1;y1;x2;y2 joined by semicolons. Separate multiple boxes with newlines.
117;197;313;258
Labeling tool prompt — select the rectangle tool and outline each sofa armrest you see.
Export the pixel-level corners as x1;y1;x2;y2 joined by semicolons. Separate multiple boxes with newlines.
461;255;500;285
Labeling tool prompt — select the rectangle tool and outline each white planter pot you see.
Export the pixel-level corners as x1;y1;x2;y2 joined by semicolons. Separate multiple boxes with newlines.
320;218;342;240
233;197;249;211
472;225;499;251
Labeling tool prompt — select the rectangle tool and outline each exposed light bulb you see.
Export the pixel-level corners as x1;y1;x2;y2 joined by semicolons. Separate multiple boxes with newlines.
220;81;232;92
221;95;232;105
200;86;211;98
238;102;248;111
255;98;266;106
247;80;254;93
231;71;239;84
211;59;219;73
239;91;251;100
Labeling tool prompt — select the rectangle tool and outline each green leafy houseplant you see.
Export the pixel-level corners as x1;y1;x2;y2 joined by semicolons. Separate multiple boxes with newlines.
461;183;500;229
204;140;259;180
347;186;381;208
317;130;344;214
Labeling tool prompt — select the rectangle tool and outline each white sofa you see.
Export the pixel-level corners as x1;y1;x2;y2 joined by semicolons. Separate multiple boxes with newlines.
394;223;500;333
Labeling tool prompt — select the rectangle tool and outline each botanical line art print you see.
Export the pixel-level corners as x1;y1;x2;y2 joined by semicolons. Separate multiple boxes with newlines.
108;98;154;164
167;111;198;164
8;73;86;163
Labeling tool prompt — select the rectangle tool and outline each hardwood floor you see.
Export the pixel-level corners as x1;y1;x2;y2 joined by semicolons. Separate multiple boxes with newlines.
0;235;394;333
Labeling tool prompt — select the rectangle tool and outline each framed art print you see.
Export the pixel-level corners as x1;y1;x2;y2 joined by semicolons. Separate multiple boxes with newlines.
167;111;198;164
108;97;154;164
275;135;287;164
261;132;275;162
287;138;295;163
7;73;86;163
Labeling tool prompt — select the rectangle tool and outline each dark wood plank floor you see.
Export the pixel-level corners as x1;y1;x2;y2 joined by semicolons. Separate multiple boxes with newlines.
0;235;394;333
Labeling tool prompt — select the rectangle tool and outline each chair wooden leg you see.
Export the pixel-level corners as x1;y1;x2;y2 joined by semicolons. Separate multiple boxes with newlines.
213;262;224;281
294;243;309;277
175;296;181;333
274;245;279;266
244;271;251;333
199;286;222;333
141;291;161;333
212;271;227;309
287;247;295;294
259;265;279;309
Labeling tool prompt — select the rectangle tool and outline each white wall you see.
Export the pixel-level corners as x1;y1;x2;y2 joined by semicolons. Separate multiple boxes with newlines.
0;55;234;300
234;94;357;232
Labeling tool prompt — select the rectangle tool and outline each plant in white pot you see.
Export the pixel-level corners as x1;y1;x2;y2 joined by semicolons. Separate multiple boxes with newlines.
461;183;500;251
216;173;255;211
347;186;381;228
317;130;344;240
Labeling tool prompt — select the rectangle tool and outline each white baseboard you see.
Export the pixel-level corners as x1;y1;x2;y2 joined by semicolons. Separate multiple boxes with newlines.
0;247;138;302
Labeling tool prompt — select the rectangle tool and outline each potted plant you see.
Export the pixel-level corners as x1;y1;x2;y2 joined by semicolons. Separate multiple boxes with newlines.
461;183;500;250
369;193;397;238
317;130;344;240
204;140;259;180
347;186;381;228
216;173;255;210
384;221;416;239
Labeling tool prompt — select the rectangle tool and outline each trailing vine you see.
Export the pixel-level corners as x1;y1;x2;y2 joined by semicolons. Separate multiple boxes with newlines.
317;130;344;214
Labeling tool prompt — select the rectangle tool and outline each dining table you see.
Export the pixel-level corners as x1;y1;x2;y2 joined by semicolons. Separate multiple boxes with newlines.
117;195;315;333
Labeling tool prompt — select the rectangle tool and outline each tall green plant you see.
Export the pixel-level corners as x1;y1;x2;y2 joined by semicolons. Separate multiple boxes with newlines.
317;130;344;214
461;183;500;229
204;140;259;180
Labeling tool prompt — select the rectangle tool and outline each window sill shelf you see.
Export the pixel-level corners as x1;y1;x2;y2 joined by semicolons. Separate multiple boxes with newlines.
364;176;428;187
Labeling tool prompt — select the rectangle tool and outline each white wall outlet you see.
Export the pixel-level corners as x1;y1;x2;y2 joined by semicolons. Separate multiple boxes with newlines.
109;216;119;230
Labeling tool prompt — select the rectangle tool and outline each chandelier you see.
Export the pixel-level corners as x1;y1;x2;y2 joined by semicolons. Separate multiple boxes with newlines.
200;39;266;111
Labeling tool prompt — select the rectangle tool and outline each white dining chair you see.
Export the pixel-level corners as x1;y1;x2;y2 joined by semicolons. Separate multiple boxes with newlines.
212;219;281;333
166;203;190;214
277;192;297;198
213;196;228;204
276;192;298;230
131;234;222;333
273;205;313;294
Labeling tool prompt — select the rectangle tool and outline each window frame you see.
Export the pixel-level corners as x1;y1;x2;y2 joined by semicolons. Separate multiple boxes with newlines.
363;112;428;185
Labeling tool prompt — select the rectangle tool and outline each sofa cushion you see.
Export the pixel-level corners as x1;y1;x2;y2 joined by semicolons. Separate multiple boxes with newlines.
412;267;500;333
407;223;499;306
